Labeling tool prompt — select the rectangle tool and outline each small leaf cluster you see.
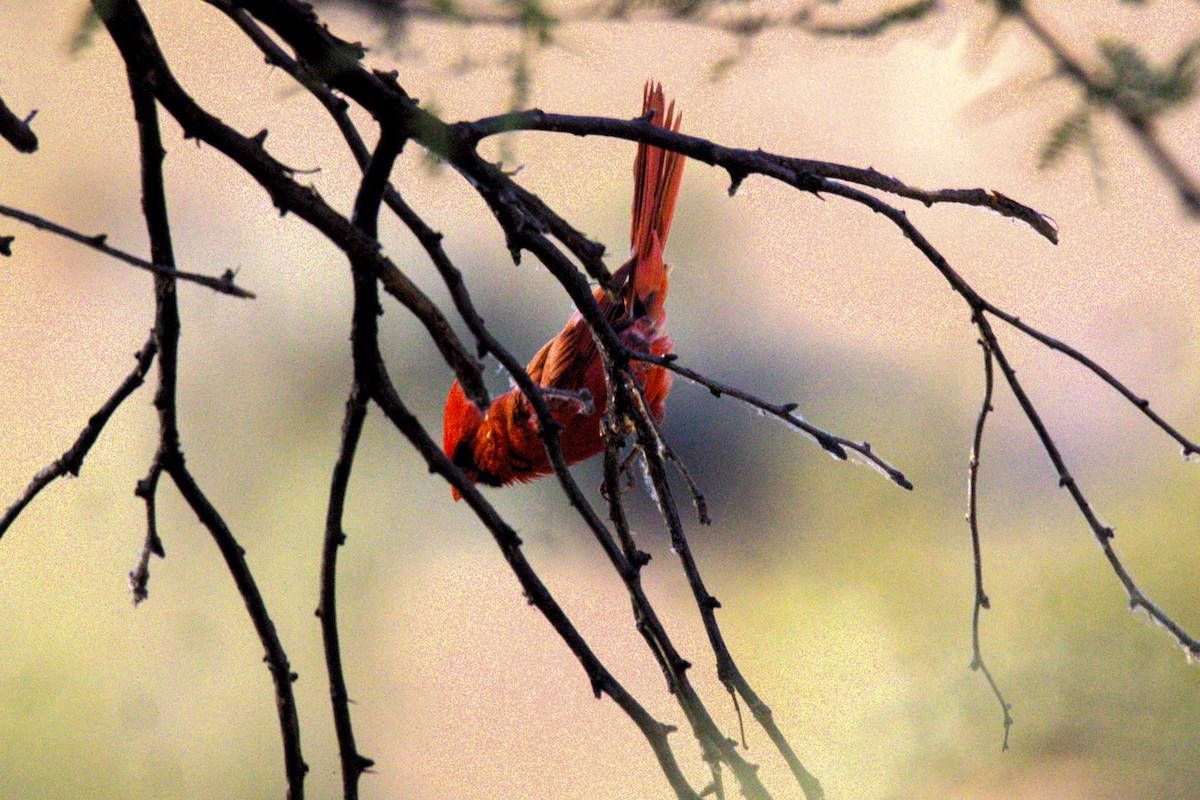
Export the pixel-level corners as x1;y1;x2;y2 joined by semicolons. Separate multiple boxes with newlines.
1091;38;1200;120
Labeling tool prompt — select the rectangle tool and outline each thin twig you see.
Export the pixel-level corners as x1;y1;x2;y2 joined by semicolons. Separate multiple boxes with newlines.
0;334;158;539
966;339;1012;750
0;202;255;297
633;350;913;490
613;363;823;800
978;301;1200;458
627;373;710;524
130;458;165;605
791;170;1200;657
314;119;409;800
974;312;1200;658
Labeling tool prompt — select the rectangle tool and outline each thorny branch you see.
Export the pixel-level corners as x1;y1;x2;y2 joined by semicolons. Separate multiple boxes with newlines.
0;202;256;297
123;53;307;799
0;333;158;539
2;1;1198;799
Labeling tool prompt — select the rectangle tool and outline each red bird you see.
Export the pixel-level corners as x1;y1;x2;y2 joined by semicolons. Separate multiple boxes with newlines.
443;82;685;498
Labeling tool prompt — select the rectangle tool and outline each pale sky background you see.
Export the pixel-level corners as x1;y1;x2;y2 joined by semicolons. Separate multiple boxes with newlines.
1;2;1199;799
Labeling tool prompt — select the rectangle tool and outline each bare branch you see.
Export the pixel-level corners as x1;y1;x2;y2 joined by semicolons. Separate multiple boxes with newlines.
974;312;1200;659
795;158;1200;660
611;361;823;800
120;47;308;797
100;0;490;408
458;110;1058;244
0;94;38;153
0;334;158;539
633;350;913;490
129;458;165;606
965;340;1012;750
0;202;256;297
626;375;710;525
310;118;408;800
317;386;374;799
978;302;1200;458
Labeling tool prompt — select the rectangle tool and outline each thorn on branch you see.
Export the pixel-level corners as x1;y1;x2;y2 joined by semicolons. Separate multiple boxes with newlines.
727;167;747;197
505;233;523;264
588;670;604;699
793;170;824;195
0;96;38;152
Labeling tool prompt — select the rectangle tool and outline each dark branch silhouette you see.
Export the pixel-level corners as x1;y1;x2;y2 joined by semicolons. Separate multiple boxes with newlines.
0;202;256;297
1;1;1196;798
124;55;307;800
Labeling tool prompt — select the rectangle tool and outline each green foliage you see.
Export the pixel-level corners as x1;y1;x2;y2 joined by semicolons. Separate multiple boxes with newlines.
66;3;100;57
1038;104;1107;197
428;0;469;23
1092;38;1200;119
1038;106;1093;170
805;0;939;38
505;0;556;44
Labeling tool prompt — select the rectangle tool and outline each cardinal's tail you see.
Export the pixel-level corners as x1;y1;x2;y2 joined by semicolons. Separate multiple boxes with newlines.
628;81;685;313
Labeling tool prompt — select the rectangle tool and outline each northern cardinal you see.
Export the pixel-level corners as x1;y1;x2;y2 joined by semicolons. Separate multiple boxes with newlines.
443;81;685;498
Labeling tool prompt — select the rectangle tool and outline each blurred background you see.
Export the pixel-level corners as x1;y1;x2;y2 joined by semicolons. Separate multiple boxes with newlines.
1;1;1199;798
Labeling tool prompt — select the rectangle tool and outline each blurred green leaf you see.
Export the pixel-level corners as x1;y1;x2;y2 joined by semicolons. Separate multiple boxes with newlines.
66;4;100;57
805;0;938;38
1039;106;1092;170
1093;38;1199;118
504;0;557;44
